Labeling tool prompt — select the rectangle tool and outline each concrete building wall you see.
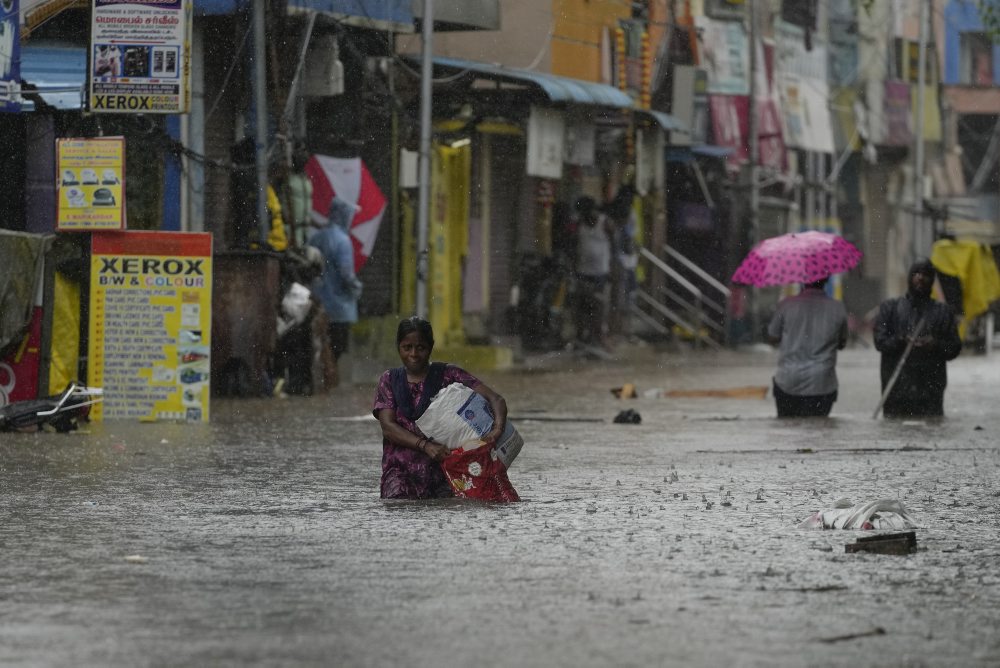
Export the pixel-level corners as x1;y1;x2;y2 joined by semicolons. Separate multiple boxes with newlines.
396;0;552;71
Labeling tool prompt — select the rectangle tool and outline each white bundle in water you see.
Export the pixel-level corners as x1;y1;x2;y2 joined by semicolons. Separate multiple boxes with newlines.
798;499;916;531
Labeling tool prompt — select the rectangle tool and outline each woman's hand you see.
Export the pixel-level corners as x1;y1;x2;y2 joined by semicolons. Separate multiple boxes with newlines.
422;440;449;462
473;382;508;447
481;424;505;446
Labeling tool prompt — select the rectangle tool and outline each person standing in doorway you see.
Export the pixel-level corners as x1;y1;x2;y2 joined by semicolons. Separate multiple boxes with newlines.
874;258;962;418
767;277;848;417
573;196;613;349
604;183;638;341
308;196;363;387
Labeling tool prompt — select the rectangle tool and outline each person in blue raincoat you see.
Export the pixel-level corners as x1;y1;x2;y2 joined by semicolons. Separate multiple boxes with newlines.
308;196;363;386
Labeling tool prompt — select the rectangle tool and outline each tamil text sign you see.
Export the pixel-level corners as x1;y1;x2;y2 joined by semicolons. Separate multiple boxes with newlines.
89;0;192;114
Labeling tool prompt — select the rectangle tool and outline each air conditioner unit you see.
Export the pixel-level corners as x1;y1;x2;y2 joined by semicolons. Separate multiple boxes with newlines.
303;34;344;97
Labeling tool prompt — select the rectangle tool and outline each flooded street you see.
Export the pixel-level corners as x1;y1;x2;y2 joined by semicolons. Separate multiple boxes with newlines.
2;346;999;667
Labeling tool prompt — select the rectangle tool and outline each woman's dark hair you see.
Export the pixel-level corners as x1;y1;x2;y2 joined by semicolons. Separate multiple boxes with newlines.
396;316;434;346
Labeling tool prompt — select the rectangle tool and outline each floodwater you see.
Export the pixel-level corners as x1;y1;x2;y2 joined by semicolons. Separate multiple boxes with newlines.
2;346;999;667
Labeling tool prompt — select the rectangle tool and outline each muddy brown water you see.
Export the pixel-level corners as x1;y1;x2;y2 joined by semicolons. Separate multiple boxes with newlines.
2;347;998;667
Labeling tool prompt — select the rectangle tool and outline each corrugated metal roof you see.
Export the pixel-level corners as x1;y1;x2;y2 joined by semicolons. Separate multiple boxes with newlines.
430;56;635;108
19;46;86;111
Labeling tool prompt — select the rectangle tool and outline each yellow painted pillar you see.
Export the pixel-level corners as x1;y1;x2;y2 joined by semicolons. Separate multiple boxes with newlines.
428;141;471;346
399;192;416;317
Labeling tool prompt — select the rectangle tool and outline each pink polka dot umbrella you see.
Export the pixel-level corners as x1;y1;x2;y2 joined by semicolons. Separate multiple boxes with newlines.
731;231;862;286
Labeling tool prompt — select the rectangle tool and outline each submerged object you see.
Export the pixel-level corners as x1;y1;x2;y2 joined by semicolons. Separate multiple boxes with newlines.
0;382;103;433
798;499;915;531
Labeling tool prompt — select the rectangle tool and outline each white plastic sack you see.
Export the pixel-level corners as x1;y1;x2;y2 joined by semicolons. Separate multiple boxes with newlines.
416;383;522;469
277;282;313;336
798;499;916;531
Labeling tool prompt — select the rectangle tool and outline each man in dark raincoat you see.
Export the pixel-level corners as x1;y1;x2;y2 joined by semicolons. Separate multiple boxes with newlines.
874;259;962;417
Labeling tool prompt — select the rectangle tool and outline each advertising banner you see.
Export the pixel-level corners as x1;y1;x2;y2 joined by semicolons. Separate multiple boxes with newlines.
694;15;749;95
87;231;212;422
89;0;192;113
56;137;126;231
709;94;787;172
0;0;20;112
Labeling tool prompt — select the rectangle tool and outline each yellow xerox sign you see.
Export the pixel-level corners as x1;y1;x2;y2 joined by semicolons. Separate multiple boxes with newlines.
87;231;212;422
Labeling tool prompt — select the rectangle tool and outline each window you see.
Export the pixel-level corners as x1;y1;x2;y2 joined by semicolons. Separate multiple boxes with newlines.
781;0;817;30
960;32;994;86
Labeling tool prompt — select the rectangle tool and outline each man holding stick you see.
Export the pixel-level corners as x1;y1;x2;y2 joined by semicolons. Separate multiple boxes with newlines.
874;259;962;418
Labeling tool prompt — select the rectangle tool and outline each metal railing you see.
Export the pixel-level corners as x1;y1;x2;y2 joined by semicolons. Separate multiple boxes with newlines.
634;245;731;349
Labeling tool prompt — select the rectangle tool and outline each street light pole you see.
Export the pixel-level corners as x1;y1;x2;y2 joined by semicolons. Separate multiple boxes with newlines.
252;0;269;244
747;0;761;341
415;0;434;319
913;0;929;262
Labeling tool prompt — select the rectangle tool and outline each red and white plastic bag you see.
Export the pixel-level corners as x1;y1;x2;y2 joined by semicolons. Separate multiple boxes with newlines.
441;444;520;503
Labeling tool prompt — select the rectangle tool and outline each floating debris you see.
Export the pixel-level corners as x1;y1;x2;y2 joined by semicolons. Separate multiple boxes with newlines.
845;531;917;555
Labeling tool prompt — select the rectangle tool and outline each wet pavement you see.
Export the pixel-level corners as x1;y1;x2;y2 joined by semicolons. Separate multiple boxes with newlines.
2;344;999;667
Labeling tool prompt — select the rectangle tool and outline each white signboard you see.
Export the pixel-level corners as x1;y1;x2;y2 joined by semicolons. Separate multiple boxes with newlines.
694;15;750;95
526;106;565;179
90;0;192;114
564;119;595;166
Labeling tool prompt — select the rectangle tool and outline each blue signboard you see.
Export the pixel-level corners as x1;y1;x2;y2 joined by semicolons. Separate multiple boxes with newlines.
0;0;20;112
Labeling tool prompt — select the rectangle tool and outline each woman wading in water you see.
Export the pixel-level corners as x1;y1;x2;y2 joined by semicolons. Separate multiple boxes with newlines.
373;317;508;499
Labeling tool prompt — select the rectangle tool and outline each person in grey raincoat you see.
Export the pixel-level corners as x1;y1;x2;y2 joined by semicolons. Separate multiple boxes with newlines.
874;258;962;417
308;197;363;386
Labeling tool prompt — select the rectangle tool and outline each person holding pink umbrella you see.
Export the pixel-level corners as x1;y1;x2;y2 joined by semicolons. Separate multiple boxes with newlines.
766;277;848;417
733;231;860;417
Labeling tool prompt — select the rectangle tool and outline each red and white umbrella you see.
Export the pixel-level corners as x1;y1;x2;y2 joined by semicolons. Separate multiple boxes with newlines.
305;155;387;272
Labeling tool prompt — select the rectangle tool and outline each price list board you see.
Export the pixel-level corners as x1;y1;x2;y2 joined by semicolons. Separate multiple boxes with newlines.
87;231;212;422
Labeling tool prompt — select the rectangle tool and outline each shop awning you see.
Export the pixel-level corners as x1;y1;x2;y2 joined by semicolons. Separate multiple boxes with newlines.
665;145;734;163
19;46;86;111
638;109;689;134
426;56;635;108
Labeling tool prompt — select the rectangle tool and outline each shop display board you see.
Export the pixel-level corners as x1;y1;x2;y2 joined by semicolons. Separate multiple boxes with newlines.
56;137;126;231
87;231;212;422
89;0;192;114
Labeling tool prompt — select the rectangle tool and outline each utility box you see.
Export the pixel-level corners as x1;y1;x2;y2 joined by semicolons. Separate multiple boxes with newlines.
211;251;280;397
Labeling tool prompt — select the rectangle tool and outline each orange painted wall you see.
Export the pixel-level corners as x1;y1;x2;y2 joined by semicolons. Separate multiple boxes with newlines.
551;0;631;81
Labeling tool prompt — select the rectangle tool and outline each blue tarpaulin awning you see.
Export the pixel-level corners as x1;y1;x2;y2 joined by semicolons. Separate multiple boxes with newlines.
425;56;635;108
19;46;86;111
194;0;413;28
284;0;412;30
